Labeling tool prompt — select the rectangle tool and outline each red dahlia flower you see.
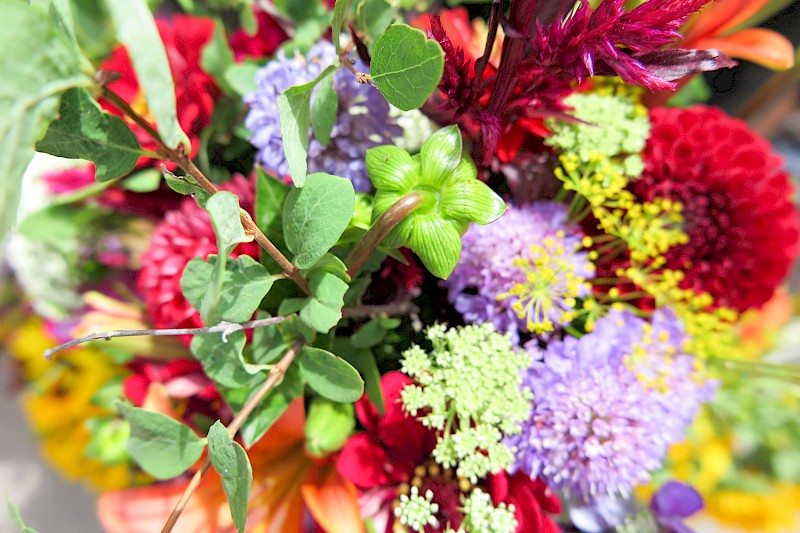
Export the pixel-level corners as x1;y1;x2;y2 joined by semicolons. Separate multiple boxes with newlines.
336;372;561;533
229;7;288;61
100;14;219;166
136;175;259;339
633;106;799;311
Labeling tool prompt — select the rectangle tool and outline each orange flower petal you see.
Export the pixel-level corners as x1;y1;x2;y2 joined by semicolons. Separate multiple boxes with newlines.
695;29;795;70
682;0;768;43
301;462;366;533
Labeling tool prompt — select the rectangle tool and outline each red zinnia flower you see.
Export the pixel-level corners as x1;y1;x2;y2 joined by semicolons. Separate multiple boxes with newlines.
336;372;561;533
633;106;799;311
136;175;259;339
229;7;288;61
100;14;219;166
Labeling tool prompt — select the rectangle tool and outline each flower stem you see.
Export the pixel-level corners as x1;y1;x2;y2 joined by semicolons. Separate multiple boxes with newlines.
160;340;304;533
98;85;310;295
344;192;424;278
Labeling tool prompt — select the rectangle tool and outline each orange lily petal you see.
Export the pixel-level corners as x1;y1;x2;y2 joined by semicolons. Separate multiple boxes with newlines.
682;0;768;43
695;29;795;70
301;462;366;533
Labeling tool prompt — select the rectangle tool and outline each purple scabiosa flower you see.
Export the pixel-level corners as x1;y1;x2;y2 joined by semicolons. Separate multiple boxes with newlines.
244;41;402;192
444;202;594;344
649;481;703;533
506;308;716;501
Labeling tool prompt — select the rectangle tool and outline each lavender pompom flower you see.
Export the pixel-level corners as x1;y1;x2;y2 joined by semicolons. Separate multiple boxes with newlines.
506;308;716;501
444;202;594;343
244;41;401;192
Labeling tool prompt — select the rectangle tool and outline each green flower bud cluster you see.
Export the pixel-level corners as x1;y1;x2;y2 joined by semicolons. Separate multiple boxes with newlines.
400;323;533;482
366;126;506;278
445;489;518;533
394;486;440;532
545;91;651;177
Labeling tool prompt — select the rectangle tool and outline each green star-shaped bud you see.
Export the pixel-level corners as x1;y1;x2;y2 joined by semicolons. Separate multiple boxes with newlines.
366;126;506;278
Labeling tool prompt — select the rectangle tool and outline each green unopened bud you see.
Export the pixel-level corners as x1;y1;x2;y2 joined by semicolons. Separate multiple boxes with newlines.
366;126;506;279
304;398;355;458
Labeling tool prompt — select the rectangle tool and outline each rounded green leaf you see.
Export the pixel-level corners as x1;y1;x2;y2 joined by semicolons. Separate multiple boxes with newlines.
420;126;463;187
442;179;507;225
371;24;444;111
304;398;355;458
365;145;417;192
407;215;463;279
207;421;252;533
298;347;364;402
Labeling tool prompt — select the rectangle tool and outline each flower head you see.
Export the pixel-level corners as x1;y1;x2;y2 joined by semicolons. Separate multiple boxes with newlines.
229;6;287;61
508;309;715;500
633;105;800;312
445;202;594;342
245;41;401;192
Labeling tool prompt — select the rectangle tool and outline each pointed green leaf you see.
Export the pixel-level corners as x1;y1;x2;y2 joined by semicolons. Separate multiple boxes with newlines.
118;402;205;479
420;125;462;186
36;88;141;181
207;421;252;533
190;330;261;388
371;24;444;111
299;347;364;402
331;0;351;53
182;255;273;324
7;499;39;533
278;65;337;187
407;215;463;279
0;2;88;241
442;179;506;224
310;68;338;146
283;173;355;269
255;168;290;249
351;318;388;349
365;145;417;192
304;398;355;458
334;340;385;415
201;19;236;95
163;169;212;207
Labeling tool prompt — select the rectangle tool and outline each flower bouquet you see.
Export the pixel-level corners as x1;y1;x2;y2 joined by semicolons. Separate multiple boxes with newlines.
2;0;799;532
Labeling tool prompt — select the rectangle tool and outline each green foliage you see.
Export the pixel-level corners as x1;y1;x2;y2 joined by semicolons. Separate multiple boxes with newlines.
163;170;212;207
118;402;206;479
331;0;351;53
299;346;364;402
283;173;355;269
104;0;188;149
255;168;290;251
356;0;397;49
182;255;274;323
222;364;304;448
85;416;131;465
191;330;261;387
122;169;162;192
370;24;444;111
367;126;506;278
201;19;237;96
7;498;39;533
224;60;261;96
36;88;141;181
310;70;338;146
448;489;518;533
280;255;350;333
0;1;89;240
400;323;532;482
278;65;337;187
207;421;253;533
304;398;355;457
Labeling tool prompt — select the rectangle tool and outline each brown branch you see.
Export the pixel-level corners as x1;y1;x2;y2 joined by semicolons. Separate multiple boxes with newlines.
160;340;304;533
342;299;419;318
99;86;310;295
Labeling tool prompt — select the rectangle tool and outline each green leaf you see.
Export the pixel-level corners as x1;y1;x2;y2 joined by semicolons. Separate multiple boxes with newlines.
331;0;351;53
207;421;252;533
240;2;258;34
278;65;337;187
304;398;355;458
201;19;237;96
122;169;162;192
0;2;88;240
310;69;338;146
17;204;104;243
181;254;274;324
36;88;141;181
371;24;444;111
163;169;212;207
7;498;39;533
282;0;323;22
255;168;290;250
191;330;261;388
299;347;364;402
356;0;396;45
283;173;355;269
224;60;261;96
336;342;384;414
351;318;388;348
105;0;188;149
118;402;206;479
223;364;304;447
249;315;289;365
298;258;350;333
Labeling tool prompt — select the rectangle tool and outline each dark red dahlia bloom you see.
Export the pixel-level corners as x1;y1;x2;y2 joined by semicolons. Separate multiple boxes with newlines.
633;106;799;311
229;7;288;61
136;175;259;340
337;372;560;533
363;248;425;305
100;14;219;166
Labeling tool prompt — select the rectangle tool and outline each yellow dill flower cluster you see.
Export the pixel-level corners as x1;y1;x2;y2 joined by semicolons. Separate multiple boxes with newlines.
7;317;145;491
497;231;595;334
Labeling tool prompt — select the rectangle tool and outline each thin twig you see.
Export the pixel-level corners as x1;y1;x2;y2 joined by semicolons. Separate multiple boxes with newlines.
343;299;419;318
98;86;310;295
44;316;291;360
160;340;304;533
